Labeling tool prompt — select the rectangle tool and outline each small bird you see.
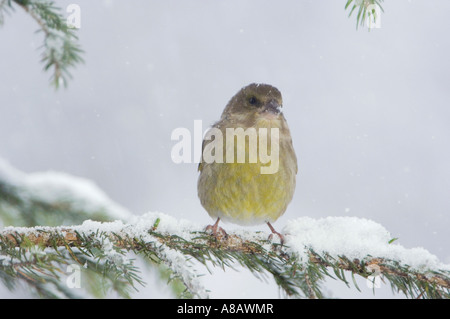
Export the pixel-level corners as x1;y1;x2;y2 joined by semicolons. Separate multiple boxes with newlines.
197;83;297;243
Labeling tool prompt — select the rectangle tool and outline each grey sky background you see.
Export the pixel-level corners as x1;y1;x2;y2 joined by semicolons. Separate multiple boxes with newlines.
1;0;449;298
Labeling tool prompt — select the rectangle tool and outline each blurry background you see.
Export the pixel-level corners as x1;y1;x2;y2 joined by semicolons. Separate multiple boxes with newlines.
1;0;449;298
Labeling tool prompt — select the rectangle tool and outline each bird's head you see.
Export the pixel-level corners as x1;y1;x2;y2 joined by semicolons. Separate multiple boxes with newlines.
222;83;283;121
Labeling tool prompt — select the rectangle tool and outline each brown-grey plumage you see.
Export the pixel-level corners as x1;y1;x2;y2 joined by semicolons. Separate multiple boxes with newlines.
198;83;298;243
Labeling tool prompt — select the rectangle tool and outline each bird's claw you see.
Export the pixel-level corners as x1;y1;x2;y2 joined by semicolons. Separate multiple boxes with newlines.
205;219;228;240
267;222;285;245
268;232;285;245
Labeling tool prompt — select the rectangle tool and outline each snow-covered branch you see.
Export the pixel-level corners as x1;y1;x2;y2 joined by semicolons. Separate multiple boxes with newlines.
1;213;449;299
1;157;449;298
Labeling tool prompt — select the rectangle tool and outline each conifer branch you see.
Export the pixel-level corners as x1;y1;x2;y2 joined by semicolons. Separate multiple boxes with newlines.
345;0;384;29
0;0;83;88
0;158;187;298
0;0;10;25
1;158;450;298
1;217;449;299
0;0;386;90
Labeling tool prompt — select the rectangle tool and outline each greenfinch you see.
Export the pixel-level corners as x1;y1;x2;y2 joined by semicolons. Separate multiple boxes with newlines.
197;83;297;243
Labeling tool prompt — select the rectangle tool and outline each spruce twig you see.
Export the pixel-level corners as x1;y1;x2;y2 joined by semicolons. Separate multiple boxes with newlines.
1;0;83;88
1;220;449;299
345;0;384;30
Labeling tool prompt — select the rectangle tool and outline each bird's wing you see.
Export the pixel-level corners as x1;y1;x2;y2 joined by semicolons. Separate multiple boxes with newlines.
198;121;222;172
198;138;205;172
197;128;210;172
293;141;299;175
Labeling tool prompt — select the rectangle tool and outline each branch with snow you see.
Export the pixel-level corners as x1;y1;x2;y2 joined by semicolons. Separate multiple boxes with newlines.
0;157;131;227
1;213;449;299
1;158;449;298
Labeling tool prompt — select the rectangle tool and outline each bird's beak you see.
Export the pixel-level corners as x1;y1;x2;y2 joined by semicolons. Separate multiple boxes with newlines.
263;100;282;115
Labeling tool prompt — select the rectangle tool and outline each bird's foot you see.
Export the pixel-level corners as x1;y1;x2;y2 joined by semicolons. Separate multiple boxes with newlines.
268;232;285;245
205;224;228;239
267;222;285;245
205;218;228;240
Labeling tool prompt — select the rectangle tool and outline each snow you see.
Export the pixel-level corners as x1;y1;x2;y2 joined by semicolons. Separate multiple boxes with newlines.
2;211;449;298
0;157;25;186
101;237;130;267
1;157;448;295
0;157;132;221
26;172;131;220
283;216;450;273
45;30;67;60
72;212;201;242
76;213;208;298
4;212;448;275
159;246;209;299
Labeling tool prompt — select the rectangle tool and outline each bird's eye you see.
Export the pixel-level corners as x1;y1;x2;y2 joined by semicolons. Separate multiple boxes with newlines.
248;96;257;105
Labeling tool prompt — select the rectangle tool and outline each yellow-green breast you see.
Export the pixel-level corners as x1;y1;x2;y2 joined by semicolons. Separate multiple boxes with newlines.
198;116;297;226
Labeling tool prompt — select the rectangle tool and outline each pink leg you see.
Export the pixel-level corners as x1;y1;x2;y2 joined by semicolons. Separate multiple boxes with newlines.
205;218;228;239
267;222;285;245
